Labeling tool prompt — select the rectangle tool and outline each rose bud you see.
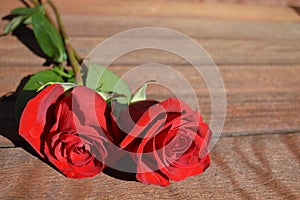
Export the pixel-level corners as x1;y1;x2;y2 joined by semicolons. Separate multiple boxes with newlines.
115;98;211;186
19;84;109;178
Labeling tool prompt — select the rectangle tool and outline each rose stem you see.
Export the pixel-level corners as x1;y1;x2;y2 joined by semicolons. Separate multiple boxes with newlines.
46;0;83;85
28;0;83;85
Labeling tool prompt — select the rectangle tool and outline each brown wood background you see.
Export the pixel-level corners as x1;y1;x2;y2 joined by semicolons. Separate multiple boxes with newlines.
0;0;300;199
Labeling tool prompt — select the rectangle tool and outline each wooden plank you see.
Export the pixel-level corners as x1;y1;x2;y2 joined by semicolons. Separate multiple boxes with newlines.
0;17;297;41
184;0;300;7
50;0;300;22
2;0;300;12
0;133;299;199
2;15;298;40
1;0;299;22
51;16;300;39
0;0;299;198
0;65;299;147
69;37;300;66
1;36;300;66
1;9;300;39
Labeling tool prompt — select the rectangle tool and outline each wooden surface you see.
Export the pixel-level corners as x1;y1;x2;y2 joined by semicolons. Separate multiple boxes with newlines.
0;0;300;199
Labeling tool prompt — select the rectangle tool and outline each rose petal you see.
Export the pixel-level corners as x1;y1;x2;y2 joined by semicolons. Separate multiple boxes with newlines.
189;154;210;177
121;98;197;149
58;159;103;178
71;86;107;130
116;98;211;185
44;133;105;178
54;95;76;133
160;98;193;114
19;84;64;158
160;164;196;181
120;103;167;149
118;100;158;129
136;161;170;186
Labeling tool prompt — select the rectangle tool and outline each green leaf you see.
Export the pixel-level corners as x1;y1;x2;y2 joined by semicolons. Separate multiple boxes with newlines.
131;80;155;103
24;17;32;24
67;76;76;83
10;7;38;16
85;62;132;103
31;9;67;63
1;6;42;36
15;69;64;122
1;16;24;36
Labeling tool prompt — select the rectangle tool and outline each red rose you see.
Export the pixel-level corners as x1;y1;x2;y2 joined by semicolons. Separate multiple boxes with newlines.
115;98;211;186
19;84;109;178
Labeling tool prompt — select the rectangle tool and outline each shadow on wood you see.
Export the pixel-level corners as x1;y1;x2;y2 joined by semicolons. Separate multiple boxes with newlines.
103;153;138;182
0;84;39;160
12;25;52;66
2;13;52;65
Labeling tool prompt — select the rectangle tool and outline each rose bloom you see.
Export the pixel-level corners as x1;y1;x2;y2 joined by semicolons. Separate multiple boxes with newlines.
19;84;109;178
112;98;211;186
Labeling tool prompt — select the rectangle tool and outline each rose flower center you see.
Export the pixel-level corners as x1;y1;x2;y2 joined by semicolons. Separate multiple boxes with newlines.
165;131;193;164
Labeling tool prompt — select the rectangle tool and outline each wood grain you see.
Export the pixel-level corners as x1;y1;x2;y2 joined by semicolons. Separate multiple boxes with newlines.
0;0;299;199
48;0;300;22
1;1;300;67
2;15;300;40
180;0;300;7
49;16;300;39
1;0;300;22
0;133;299;199
1;36;300;66
0;65;299;147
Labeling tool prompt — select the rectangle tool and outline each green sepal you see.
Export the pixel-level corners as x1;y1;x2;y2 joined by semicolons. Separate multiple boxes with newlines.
85;62;132;104
131;80;156;103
